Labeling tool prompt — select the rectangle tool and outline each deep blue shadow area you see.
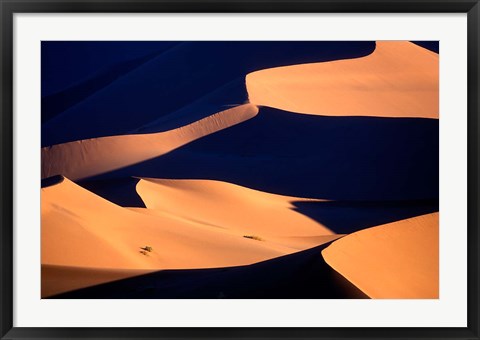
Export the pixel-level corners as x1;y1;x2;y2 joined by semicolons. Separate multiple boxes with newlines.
91;107;439;201
49;243;368;299
41;41;375;146
133;77;249;134
291;200;438;234
41;41;179;97
41;175;64;188
77;177;145;208
411;41;439;53
42;50;166;124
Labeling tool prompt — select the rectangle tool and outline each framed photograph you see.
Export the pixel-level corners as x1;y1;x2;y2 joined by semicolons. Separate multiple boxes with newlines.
1;0;479;339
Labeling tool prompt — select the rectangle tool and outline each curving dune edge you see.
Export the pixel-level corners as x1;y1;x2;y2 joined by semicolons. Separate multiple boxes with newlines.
246;41;438;119
42;176;342;297
322;212;439;298
41;41;439;299
41;103;258;181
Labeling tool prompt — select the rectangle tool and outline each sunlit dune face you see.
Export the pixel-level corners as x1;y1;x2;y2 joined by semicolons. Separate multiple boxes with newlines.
136;177;335;238
40;40;439;299
246;41;438;119
41;177;341;297
322;213;439;298
42;176;295;270
41;103;258;181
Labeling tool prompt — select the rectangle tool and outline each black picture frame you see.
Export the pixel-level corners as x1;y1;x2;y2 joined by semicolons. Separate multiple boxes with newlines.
1;0;479;339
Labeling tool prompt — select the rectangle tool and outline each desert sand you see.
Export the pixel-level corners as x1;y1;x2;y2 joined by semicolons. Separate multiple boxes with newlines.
41;265;155;299
41;41;439;298
321;213;439;298
41;103;258;180
42;41;374;146
246;41;438;118
136;178;335;238
51;243;368;299
42;176;341;297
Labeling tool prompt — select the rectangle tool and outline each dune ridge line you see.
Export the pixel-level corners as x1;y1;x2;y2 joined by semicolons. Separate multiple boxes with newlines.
321;212;439;298
42;176;344;296
41;103;258;181
246;41;438;119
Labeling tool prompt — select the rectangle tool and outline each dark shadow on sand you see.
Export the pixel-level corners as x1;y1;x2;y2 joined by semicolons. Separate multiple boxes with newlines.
291;200;438;234
77;177;145;208
41;175;65;188
411;41;439;53
42;41;180;97
42;50;168;124
49;242;368;299
42;41;375;146
90;107;439;202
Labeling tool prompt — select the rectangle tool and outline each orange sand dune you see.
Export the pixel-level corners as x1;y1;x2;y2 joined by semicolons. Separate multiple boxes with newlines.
42;177;340;296
321;213;439;298
136;177;335;241
42;176;295;270
246;41;438;119
41;103;258;181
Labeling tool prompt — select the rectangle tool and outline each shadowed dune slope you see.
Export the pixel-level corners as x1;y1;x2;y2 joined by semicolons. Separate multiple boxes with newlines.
78;177;146;207
322;213;439;298
42;41;375;146
41;40;439;299
49;243;368;299
41;104;258;181
133;77;249;134
42;41;180;97
93;107;438;201
291;200;438;234
42;176;343;296
411;41;439;53
247;41;438;118
42;50;169;124
42;265;155;298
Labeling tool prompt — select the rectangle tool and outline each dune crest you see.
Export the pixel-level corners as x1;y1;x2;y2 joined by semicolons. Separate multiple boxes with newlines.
42;41;374;146
41;103;258;181
42;176;341;296
41;41;439;299
136;177;335;239
321;212;439;298
42;175;298;270
246;41;438;118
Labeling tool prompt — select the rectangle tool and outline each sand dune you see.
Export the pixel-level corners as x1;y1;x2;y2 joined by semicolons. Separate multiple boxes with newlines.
41;265;155;298
136;177;335;239
133;77;249;134
321;213;439;298
42;41;374;146
42;176;341;296
51;243;367;299
42;47;177;123
41;41;439;299
42;42;179;98
105;107;438;201
247;41;438;118
41;104;258;181
42;175;295;269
